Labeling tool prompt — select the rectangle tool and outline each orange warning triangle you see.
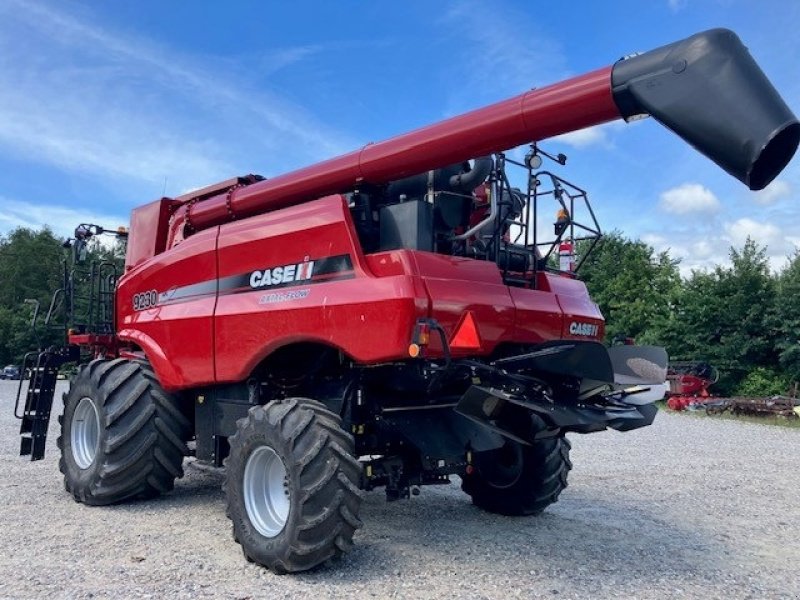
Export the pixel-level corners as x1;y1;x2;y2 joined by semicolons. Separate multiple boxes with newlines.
450;311;481;350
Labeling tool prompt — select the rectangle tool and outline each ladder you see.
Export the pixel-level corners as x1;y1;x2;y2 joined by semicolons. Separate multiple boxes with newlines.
15;346;79;461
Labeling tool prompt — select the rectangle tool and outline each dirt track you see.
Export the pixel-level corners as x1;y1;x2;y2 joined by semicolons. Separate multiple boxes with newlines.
1;380;798;599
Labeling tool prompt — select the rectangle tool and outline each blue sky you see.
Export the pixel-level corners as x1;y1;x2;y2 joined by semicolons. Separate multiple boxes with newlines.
0;0;798;275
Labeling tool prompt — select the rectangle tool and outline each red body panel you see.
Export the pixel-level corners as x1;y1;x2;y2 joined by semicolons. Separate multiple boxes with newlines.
213;196;428;382
124;198;179;272
544;274;606;340
116;70;617;390
409;252;515;357
117;195;604;391
509;280;565;344
117;228;218;390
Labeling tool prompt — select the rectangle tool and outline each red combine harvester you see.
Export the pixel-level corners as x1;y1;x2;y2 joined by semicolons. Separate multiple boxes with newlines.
14;29;798;573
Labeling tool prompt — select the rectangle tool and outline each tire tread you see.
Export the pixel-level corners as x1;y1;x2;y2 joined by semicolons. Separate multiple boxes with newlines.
224;397;363;574
58;358;190;506
462;426;571;516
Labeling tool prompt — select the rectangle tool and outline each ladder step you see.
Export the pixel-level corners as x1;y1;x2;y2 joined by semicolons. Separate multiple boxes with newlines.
19;362;61;460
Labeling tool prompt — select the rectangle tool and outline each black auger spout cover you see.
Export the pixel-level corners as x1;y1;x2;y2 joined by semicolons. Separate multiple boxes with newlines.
611;28;799;191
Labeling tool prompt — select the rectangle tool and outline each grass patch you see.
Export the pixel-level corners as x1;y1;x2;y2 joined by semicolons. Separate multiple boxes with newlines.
655;399;800;429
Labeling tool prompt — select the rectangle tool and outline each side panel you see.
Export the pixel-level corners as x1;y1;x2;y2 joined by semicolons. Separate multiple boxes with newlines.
411;252;516;357
124;198;179;272
545;273;605;341
509;275;564;344
117;228;218;390
213;195;428;383
410;259;602;352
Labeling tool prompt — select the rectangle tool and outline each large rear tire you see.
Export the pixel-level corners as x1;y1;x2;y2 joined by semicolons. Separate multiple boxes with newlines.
462;416;572;516
57;358;191;505
224;398;364;574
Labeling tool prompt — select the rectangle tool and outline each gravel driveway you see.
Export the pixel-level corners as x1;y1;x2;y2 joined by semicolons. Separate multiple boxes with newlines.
0;381;798;599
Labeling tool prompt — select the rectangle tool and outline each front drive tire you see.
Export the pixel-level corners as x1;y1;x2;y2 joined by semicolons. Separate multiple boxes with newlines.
57;359;191;505
462;416;572;516
224;398;364;574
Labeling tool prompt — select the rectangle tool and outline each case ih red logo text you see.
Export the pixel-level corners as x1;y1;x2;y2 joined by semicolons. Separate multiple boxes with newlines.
249;260;315;289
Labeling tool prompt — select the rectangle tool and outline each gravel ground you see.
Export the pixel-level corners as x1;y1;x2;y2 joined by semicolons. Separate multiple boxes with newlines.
0;381;798;600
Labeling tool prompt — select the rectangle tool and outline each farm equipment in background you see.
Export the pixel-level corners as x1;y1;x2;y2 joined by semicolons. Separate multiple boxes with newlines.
705;382;800;419
666;363;800;419
665;361;720;411
11;28;799;573
706;395;800;419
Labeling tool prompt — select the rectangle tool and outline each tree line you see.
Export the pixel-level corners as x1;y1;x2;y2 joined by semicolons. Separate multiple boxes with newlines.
0;226;797;396
579;233;799;396
0;228;124;368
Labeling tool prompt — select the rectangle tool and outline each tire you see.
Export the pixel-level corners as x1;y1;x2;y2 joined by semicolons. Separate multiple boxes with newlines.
224;398;364;574
462;415;572;516
57;358;191;505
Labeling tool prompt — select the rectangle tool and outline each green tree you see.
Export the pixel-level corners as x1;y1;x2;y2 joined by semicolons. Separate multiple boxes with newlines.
0;228;63;310
666;239;778;395
721;240;779;371
665;270;722;360
577;231;682;344
0;226;126;365
0;228;65;364
775;250;800;384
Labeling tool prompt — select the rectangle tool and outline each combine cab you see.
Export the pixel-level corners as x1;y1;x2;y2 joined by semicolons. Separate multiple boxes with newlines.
13;29;798;573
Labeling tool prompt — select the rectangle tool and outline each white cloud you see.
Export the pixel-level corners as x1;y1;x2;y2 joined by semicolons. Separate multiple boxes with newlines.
668;0;688;12
553;125;608;149
724;217;784;249
722;218;800;272
692;239;714;259
0;1;355;196
0;197;128;241
641;233;667;247
752;180;792;205
643;216;800;277
659;183;721;214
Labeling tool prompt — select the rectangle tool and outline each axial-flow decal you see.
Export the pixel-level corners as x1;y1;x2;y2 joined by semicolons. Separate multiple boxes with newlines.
141;254;354;308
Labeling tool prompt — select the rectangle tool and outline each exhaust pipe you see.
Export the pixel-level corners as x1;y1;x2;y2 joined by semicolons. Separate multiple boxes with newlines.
612;28;799;191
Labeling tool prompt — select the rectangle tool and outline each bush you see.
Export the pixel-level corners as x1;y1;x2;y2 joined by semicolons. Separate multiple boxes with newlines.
734;367;790;397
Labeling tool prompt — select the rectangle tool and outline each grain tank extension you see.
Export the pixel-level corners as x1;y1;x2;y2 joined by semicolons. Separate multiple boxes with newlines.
14;29;798;573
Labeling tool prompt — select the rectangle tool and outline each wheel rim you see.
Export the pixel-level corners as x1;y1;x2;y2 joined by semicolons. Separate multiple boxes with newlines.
243;446;290;538
71;397;100;469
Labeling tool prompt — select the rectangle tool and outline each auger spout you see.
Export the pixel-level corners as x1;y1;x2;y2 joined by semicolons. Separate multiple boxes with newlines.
170;28;797;242
611;28;799;191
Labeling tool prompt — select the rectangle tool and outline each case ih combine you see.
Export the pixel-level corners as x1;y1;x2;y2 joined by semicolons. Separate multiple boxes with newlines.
13;29;798;573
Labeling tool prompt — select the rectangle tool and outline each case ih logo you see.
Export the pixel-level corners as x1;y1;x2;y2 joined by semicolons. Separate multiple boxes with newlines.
569;321;599;337
249;261;315;289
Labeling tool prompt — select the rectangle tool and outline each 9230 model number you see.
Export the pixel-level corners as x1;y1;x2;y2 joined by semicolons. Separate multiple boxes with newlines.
132;290;158;311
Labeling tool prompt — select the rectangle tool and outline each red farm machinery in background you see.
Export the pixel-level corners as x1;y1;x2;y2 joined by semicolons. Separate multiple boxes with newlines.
13;29;799;573
666;362;720;411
